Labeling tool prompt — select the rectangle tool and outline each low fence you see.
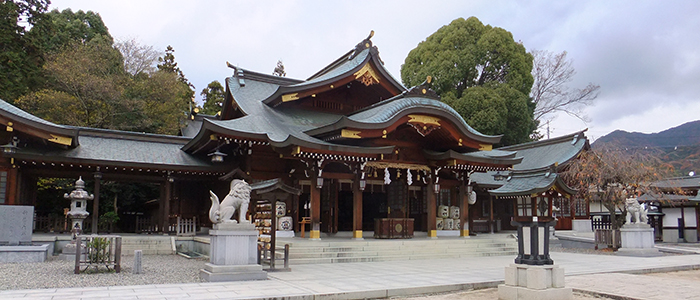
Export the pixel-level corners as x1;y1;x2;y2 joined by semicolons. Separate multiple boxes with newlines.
176;216;197;236
74;235;122;274
594;229;621;249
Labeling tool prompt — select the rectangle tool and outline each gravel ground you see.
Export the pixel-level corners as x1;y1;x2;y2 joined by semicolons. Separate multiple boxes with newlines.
0;255;206;291
392;288;615;299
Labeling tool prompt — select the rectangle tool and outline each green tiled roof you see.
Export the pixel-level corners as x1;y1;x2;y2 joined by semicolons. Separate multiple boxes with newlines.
489;169;576;197
499;130;588;171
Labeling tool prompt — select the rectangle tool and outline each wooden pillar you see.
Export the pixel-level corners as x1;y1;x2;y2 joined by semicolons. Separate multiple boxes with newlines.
161;176;173;234
489;195;494;234
292;193;300;233
459;184;470;238
310;177;321;240
427;176;437;238
92;172;102;234
7;168;17;205
352;175;363;239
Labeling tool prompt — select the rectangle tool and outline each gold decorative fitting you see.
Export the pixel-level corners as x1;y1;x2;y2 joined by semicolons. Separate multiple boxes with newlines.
407;114;441;126
479;144;493;151
422;89;427;94
48;135;72;146
193;107;200;113
341;129;362;139
6;121;13;132
353;64;380;86
382;130;387;139
282;93;299;102
292;146;301;155
330;84;334;89
311;94;316;97
210;134;218;141
427;76;432;84
458;138;463;146
365;43;370;48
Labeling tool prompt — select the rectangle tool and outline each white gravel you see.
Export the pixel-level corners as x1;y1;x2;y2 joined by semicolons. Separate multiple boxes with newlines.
0;255;206;291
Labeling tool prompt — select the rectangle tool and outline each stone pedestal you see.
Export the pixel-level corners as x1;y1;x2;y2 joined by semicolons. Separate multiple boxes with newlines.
617;223;660;257
498;264;572;300
199;223;267;282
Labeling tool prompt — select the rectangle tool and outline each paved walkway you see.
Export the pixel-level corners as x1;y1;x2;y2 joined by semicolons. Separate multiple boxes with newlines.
3;252;700;299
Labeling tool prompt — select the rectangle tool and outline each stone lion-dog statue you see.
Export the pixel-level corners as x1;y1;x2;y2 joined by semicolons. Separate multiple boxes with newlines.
209;179;252;224
625;197;648;224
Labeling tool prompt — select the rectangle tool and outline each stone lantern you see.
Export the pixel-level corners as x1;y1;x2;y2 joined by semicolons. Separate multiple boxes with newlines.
65;177;93;236
59;177;93;260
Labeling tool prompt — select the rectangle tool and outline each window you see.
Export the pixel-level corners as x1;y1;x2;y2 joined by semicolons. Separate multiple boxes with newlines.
554;197;571;217
517;196;531;217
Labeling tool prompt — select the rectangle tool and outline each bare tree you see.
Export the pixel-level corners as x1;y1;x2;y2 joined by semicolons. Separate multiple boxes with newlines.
562;148;679;230
531;50;600;125
115;38;161;76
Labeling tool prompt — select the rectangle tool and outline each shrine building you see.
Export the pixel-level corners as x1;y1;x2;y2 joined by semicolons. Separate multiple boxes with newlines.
0;32;589;239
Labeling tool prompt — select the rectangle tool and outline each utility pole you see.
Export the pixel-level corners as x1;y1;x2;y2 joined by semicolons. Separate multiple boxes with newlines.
546;120;551;139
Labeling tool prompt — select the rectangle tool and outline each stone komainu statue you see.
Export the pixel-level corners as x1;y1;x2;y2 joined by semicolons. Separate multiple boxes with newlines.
625;197;648;224
209;179;252;224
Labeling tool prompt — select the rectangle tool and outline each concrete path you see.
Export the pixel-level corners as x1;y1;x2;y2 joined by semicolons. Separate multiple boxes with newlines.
3;252;700;299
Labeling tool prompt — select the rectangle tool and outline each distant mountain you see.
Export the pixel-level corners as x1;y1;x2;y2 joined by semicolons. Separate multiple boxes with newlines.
593;120;700;175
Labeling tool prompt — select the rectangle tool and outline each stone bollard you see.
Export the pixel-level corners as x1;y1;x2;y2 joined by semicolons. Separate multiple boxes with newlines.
133;250;143;274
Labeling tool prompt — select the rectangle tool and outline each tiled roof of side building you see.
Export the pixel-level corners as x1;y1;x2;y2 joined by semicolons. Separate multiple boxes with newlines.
497;130;589;171
650;176;700;189
489;169;576;197
0;99;79;146
15;128;213;169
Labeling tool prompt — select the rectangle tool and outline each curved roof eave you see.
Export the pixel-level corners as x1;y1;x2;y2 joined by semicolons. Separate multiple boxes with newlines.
262;48;405;106
489;173;576;197
0;99;79;146
305;97;502;145
424;149;522;166
183;118;395;155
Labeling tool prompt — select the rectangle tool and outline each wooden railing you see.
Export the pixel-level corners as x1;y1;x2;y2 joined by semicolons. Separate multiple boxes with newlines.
74;235;122;274
594;229;621;249
176;216;197;236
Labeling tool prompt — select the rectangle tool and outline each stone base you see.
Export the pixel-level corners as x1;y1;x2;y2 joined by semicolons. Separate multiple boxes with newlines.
209;224;258;266
436;230;460;237
202;223;266;282
498;284;573;300
616;247;661;257
276;230;295;238
0;244;50;263
499;264;572;300
618;224;660;257
199;263;267;282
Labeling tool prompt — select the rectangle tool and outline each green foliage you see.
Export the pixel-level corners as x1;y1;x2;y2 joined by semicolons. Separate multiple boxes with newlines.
27;8;113;54
15;37;128;129
35;177;74;217
200;80;225;115
0;0;49;103
401;17;536;146
99;211;119;227
85;237;111;265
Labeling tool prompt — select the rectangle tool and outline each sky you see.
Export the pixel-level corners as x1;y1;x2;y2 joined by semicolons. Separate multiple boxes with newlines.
48;0;700;141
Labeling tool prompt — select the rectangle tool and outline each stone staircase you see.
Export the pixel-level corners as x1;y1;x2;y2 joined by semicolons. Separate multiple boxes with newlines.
276;235;518;265
120;235;174;255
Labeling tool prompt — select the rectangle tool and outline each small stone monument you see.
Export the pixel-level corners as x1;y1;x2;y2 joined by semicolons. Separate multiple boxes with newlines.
200;180;267;282
0;205;50;262
59;177;93;261
617;197;660;257
499;216;572;300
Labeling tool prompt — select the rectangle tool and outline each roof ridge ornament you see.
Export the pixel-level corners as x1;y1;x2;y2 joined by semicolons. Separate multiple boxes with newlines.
405;76;440;100
349;30;375;60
